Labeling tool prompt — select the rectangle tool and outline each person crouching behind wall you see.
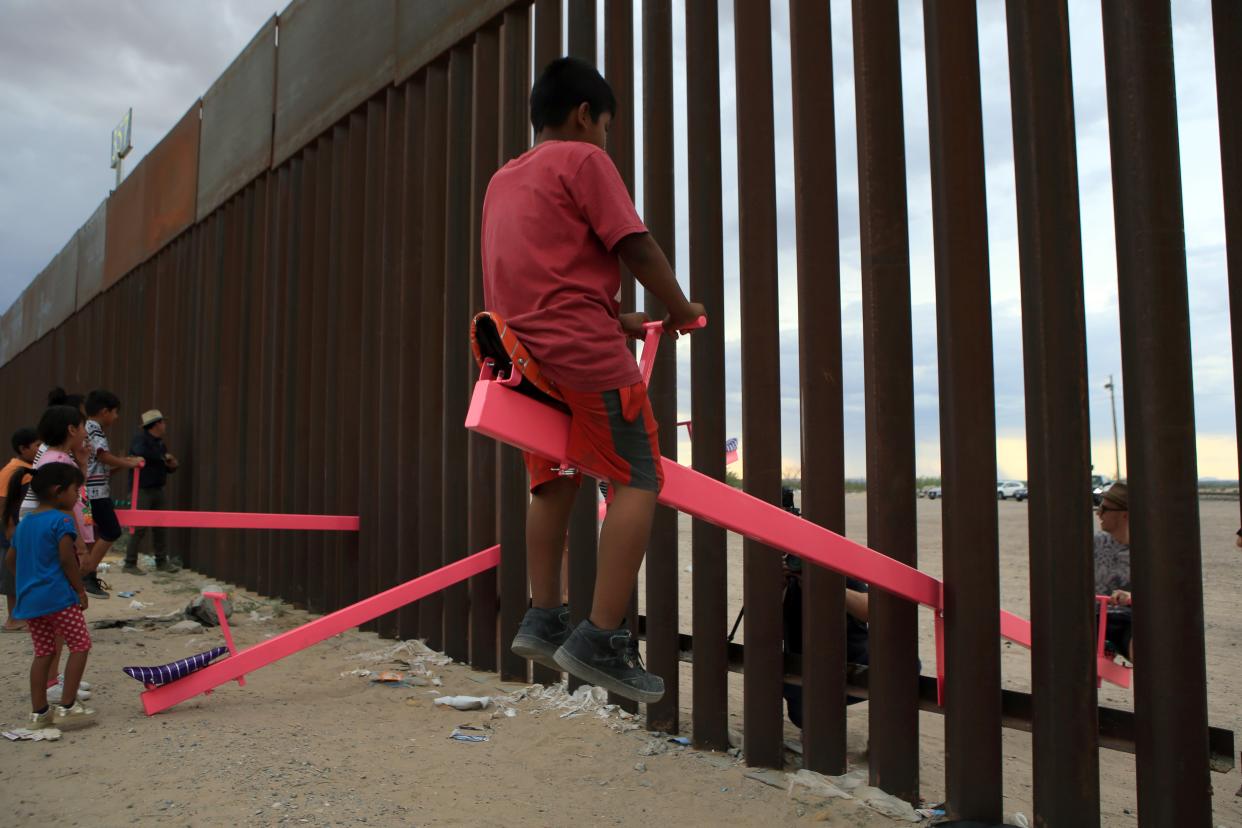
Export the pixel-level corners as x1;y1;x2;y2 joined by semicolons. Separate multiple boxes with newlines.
5;463;97;730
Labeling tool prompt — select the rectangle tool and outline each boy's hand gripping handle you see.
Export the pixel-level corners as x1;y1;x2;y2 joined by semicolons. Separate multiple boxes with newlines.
638;316;707;386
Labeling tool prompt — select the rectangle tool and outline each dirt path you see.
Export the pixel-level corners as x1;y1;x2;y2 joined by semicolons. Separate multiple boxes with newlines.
3;496;1238;825
0;555;891;827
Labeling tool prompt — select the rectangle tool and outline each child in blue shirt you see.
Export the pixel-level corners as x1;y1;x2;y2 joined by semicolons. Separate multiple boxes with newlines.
5;463;96;729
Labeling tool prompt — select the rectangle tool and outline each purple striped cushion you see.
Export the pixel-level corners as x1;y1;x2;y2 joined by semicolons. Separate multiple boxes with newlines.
123;647;229;686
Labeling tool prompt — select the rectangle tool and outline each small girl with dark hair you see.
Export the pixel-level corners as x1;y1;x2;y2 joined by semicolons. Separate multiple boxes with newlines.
5;463;96;729
19;404;96;704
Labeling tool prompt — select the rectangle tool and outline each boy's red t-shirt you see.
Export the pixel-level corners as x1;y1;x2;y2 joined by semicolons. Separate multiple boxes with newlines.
482;140;648;392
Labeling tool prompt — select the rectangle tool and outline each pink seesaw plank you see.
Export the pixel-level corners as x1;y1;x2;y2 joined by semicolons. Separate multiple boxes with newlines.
139;545;500;715
117;509;360;531
466;379;940;608
466;377;1133;690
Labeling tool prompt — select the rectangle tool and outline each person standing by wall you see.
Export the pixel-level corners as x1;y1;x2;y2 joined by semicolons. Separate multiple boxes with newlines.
125;410;180;574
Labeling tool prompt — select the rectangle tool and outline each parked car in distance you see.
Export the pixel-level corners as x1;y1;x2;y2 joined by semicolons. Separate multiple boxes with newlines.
1011;483;1029;501
1091;475;1113;505
925;485;942;500
997;480;1026;500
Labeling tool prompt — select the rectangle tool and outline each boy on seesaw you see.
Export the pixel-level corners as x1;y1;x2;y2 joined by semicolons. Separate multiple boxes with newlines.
481;57;703;703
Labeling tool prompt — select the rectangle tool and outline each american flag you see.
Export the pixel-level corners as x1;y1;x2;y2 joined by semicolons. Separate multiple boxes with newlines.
725;437;739;465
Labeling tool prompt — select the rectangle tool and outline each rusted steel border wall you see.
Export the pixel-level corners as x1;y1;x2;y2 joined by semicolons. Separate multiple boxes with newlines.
0;2;1221;822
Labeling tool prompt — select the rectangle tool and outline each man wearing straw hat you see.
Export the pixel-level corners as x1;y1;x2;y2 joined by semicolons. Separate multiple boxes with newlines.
125;410;180;574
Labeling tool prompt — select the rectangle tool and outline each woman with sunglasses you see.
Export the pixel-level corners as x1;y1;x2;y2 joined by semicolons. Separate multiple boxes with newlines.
1093;483;1134;661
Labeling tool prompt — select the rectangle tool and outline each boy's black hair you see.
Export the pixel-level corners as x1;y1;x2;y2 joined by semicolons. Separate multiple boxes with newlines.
29;462;84;503
10;427;37;454
37;405;84;448
2;467;30;531
48;387;84;411
530;57;616;132
85;389;121;416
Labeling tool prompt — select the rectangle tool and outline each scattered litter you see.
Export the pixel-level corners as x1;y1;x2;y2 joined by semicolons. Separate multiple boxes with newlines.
639;737;669;757
349;639;452;668
117;591;137;598
854;786;921;822
434;695;492;711
372;671;405;683
745;768;788;790
1012;814;1030;828
340;668;373;678
774;769;922;821
915;807;946;819
168;620;204;634
248;611;273;623
3;728;62;742
449;727;490;743
129;600;149;610
668;736;691;746
185;594;232;627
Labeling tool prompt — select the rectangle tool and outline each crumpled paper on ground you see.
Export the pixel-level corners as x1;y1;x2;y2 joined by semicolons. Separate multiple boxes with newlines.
497;682;638;730
434;695;492;711
786;769;921;822
3;728;62;742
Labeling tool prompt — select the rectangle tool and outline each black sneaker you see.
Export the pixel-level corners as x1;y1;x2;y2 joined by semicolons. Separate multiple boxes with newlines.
82;572;110;599
553;620;665;704
155;559;181;573
511;606;572;671
122;563;147;576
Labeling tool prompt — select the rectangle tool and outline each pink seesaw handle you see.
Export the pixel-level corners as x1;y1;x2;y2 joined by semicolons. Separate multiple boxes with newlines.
639;315;708;386
202;591;245;687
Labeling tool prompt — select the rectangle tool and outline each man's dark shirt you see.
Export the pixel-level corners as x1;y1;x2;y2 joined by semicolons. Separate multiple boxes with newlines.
130;431;173;490
783;575;870;665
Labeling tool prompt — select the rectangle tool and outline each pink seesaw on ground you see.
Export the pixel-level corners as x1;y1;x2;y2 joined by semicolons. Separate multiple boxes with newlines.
116;460;360;532
465;315;1131;701
135;547;500;715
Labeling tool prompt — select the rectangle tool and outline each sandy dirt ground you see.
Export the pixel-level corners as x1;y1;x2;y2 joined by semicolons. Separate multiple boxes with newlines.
1;495;1238;826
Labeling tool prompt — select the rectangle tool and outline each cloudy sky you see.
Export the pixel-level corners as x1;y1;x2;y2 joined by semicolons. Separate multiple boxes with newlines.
0;0;1235;481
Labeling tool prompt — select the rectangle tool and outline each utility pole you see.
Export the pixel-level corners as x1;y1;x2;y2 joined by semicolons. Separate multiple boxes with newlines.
111;108;132;191
1104;375;1120;480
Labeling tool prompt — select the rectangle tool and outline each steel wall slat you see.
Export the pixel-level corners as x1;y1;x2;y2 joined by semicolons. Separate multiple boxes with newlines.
535;0;561;71
851;0;920;801
1101;3;1212;823
1005;4;1101;821
788;0;848;776
396;76;426;641
418;62;449;650
498;4;531;683
734;0;785;768
442;45;475;663
565;0;599;697
685;0;729;752
468;22;502;672
923;2;1002;817
285;151;314;607
322;125;348;611
641;0;680;734
568;0;596;62
358;97;388;630
376;85;406;639
605;0;636;320
337;110;368;611
244;180;270;594
1213;0;1242;537
305;139;332;612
